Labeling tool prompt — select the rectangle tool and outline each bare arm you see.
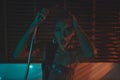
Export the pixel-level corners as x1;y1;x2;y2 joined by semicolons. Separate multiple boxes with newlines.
72;15;94;59
13;8;49;58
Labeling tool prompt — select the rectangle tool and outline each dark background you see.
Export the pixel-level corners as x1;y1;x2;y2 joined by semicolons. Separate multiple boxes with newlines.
0;0;120;63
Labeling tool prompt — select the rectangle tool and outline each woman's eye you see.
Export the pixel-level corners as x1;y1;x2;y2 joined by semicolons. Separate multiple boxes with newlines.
55;28;61;32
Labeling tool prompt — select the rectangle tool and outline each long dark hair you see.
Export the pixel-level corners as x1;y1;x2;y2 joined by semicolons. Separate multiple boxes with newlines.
36;6;72;45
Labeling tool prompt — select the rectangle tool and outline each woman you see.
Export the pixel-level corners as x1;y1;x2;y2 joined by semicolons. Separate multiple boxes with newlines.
42;7;94;80
13;1;95;80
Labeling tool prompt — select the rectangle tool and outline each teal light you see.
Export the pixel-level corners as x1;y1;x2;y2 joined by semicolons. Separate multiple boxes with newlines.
0;76;2;80
29;65;33;69
0;64;42;80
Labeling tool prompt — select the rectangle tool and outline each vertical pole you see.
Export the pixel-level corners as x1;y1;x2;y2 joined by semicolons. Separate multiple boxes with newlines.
64;0;67;10
3;0;8;61
92;0;97;55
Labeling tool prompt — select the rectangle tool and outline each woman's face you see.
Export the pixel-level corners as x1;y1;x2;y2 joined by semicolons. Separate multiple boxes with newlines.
54;21;65;47
54;19;74;50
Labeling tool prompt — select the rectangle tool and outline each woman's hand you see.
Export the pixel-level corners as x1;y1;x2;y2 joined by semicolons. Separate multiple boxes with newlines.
34;8;49;24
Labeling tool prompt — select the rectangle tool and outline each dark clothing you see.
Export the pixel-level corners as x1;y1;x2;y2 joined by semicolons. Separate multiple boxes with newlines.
42;40;74;80
42;40;58;80
43;41;58;66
